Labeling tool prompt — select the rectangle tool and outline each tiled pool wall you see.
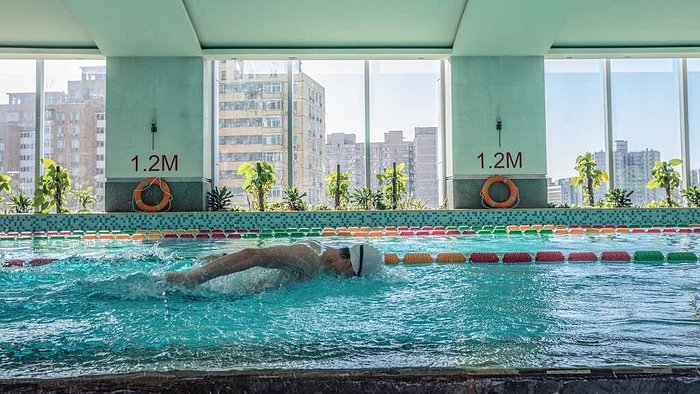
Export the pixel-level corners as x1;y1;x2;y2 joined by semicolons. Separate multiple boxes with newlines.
1;208;700;232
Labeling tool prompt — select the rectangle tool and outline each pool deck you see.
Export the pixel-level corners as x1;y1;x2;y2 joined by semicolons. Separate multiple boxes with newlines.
3;367;700;393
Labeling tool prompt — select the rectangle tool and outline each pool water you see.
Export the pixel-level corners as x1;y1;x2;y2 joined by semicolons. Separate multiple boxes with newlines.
2;234;700;378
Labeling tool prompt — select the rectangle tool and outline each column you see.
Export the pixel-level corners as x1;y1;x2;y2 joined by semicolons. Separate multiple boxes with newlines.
105;57;212;212
446;56;547;209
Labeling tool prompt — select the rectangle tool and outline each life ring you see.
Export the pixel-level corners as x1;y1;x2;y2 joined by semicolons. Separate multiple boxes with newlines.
133;178;172;212
481;175;518;209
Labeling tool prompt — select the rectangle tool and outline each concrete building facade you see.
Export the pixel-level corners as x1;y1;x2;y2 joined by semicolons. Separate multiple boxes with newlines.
324;128;439;207
217;60;326;207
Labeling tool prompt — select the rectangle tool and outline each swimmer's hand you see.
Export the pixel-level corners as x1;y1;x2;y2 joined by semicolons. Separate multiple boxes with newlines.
165;271;197;287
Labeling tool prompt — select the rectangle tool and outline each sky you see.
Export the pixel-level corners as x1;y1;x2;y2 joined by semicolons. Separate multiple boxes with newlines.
0;59;105;104
299;60;440;142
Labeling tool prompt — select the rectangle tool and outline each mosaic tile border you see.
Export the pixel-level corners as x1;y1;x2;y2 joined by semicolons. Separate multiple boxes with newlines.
1;208;700;232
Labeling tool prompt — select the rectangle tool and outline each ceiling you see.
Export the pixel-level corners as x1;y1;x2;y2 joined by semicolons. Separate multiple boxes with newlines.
1;0;699;57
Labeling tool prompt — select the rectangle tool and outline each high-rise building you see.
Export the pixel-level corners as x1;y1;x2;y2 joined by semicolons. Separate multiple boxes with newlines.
0;66;106;210
594;140;663;205
412;127;439;206
217;60;326;207
548;177;585;206
324;128;439;207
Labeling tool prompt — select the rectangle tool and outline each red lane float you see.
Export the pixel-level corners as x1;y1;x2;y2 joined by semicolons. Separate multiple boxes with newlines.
28;258;57;266
502;252;532;263
535;251;565;262
470;252;499;263
600;251;631;262
3;259;25;267
568;252;598;262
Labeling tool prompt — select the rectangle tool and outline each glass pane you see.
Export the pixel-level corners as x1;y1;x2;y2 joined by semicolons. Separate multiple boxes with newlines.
369;60;441;208
0;60;36;212
545;59;606;206
688;59;700;188
610;59;682;206
301;60;365;205
218;60;289;209
44;60;107;211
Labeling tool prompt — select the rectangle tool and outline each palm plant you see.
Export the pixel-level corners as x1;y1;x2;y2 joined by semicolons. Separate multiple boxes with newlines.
71;186;98;213
351;187;374;210
571;152;608;206
604;188;633;208
681;186;700;208
647;159;682;207
377;163;408;210
207;186;233;211
10;192;31;213
34;158;72;213
283;187;307;211
324;169;350;209
237;161;277;211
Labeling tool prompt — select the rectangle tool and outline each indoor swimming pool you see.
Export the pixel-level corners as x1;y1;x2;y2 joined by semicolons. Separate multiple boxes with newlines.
2;233;700;378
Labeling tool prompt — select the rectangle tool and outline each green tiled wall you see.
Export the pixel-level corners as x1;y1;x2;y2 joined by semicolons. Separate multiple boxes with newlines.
1;209;700;232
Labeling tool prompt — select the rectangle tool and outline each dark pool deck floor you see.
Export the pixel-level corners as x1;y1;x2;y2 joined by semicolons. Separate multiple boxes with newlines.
3;367;700;393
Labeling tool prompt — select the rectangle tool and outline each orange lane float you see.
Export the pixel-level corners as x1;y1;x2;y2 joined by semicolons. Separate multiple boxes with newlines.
402;253;433;264
384;253;400;264
436;253;467;263
133;178;172;212
481;175;519;208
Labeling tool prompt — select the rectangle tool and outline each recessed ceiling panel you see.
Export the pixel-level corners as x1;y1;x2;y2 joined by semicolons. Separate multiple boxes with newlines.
553;0;700;48
0;0;95;48
184;0;467;48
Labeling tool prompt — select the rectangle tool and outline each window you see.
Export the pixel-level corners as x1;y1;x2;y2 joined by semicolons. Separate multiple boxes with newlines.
610;59;682;206
218;60;289;207
688;60;700;189
264;116;282;128
300;61;364;204
545;59;606;206
0;60;36;202
369;60;441;207
263;82;282;93
45;59;106;210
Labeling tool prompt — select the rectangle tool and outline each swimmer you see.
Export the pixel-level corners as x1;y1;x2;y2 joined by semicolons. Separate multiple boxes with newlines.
165;241;383;287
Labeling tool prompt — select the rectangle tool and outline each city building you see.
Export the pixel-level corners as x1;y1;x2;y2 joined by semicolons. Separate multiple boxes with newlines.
594;140;664;206
324;128;439;207
547;177;585;206
217;60;326;207
0;66;106;210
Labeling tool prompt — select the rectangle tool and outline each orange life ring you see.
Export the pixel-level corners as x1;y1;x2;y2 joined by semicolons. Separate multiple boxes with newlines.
133;178;172;212
481;175;518;209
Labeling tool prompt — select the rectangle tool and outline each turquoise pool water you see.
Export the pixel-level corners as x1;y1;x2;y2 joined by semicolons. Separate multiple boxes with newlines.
2;234;700;378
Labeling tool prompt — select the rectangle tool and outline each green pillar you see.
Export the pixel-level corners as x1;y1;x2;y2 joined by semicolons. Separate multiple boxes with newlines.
446;56;547;209
105;57;212;212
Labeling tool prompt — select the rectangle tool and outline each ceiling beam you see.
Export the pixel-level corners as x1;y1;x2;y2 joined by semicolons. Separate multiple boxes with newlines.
63;0;201;57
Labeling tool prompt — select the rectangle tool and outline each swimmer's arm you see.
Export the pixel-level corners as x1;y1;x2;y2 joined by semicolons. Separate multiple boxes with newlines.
167;245;311;285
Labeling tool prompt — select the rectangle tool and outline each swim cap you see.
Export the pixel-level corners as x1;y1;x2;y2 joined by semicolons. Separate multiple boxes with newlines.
349;244;383;276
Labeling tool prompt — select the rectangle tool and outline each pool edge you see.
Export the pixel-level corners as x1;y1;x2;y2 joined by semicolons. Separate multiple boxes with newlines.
3;367;700;393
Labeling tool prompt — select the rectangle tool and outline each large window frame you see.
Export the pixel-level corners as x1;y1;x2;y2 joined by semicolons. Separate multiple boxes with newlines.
0;58;107;212
212;59;447;207
546;57;696;203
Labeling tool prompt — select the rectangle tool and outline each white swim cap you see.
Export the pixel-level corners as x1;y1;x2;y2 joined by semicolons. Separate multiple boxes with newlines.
349;244;383;276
